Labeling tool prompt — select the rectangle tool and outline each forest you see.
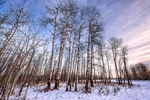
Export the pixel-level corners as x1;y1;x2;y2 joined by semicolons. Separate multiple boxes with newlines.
0;0;150;100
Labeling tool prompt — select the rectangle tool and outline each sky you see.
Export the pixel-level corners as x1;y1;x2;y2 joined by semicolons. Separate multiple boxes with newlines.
1;0;150;66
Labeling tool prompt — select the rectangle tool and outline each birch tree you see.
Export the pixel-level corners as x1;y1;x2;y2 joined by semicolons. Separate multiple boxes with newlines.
42;1;61;91
54;1;75;89
108;37;123;84
83;6;103;92
122;46;131;84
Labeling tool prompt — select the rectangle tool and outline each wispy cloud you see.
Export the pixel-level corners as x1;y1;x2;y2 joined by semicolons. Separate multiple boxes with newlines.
31;0;150;65
3;0;150;65
100;0;150;65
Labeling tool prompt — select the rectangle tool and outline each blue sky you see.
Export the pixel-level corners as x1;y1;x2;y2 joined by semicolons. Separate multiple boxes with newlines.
1;0;150;65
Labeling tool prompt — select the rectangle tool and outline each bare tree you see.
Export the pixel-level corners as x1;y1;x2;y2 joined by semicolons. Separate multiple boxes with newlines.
54;1;75;89
42;1;61;91
108;37;123;84
122;46;131;84
98;41;107;83
0;2;30;57
130;66;138;80
105;49;112;83
133;63;149;80
74;8;86;91
82;6;103;92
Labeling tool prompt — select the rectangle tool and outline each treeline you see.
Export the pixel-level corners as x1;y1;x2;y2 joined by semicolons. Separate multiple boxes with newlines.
130;63;150;80
0;0;148;99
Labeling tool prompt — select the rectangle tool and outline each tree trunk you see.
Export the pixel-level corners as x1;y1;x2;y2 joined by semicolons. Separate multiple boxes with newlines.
90;44;94;87
85;25;91;92
54;20;67;89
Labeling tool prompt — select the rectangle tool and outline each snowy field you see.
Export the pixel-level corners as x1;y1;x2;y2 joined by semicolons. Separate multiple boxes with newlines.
10;80;150;100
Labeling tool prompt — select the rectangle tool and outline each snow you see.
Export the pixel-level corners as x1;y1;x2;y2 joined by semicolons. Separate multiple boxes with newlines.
10;80;150;100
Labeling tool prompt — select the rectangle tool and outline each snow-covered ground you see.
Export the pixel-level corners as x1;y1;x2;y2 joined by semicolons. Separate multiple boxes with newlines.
10;80;150;100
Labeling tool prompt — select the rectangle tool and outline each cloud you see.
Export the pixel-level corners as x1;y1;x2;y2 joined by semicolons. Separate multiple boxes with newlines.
101;0;150;65
28;0;150;66
3;0;150;66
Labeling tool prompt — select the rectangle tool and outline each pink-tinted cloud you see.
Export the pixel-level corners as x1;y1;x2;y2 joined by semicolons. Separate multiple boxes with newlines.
101;0;150;65
3;0;150;66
